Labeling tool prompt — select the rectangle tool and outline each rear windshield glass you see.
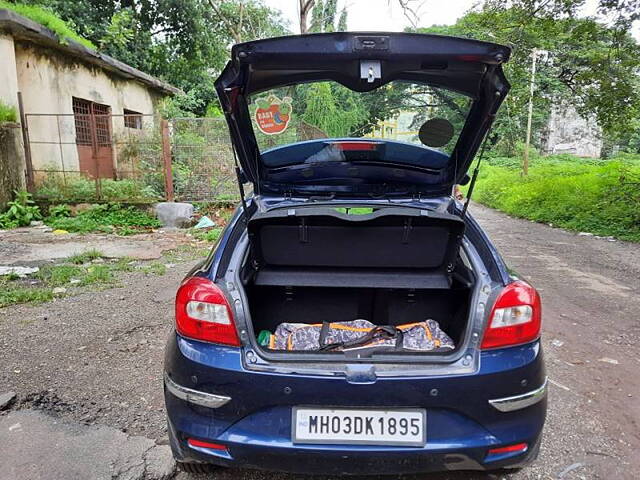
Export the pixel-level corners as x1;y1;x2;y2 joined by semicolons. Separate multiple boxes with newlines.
248;80;473;161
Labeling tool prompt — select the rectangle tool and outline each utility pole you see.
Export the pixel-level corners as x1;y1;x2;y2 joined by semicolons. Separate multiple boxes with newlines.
523;49;540;176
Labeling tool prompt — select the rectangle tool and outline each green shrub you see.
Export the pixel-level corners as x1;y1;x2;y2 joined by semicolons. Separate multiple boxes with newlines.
0;190;42;228
468;155;640;242
35;176;160;203
0;1;95;49
0;100;17;123
45;203;161;235
100;179;160;202
48;204;71;218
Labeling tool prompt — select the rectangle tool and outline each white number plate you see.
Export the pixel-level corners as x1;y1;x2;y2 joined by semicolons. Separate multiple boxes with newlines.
292;407;426;446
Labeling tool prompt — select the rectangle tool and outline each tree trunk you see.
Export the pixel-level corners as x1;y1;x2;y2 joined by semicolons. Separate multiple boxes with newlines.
299;0;315;34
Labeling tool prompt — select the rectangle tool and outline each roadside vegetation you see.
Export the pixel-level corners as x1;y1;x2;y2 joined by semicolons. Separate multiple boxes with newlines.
0;192;160;235
0;191;42;229
0;250;170;308
35;177;160;203
0;0;95;49
45;203;161;235
0;100;17;123
470;154;640;242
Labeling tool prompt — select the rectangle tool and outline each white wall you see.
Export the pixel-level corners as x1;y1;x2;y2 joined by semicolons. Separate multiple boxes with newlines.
542;103;602;158
0;34;19;110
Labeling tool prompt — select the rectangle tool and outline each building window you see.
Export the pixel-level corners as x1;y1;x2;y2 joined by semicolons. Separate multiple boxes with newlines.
93;102;112;145
72;97;92;145
124;109;142;129
72;97;112;146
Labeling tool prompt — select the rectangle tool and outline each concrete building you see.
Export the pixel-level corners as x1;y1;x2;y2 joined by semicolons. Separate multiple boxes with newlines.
541;102;603;158
0;9;179;182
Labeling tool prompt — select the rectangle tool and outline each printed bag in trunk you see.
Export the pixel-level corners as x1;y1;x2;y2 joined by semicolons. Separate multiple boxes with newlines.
264;319;455;352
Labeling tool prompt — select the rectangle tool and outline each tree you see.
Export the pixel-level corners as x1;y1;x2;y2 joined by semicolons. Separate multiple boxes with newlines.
308;0;343;33
394;0;427;30
302;82;367;137
337;7;347;31
416;1;640;155
322;0;337;32
24;0;288;115
299;0;315;33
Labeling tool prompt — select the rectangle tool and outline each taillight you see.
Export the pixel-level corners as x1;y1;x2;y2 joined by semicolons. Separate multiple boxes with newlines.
175;277;240;346
481;280;541;349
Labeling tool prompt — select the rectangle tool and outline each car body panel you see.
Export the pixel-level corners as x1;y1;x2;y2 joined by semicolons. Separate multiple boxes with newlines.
164;334;546;474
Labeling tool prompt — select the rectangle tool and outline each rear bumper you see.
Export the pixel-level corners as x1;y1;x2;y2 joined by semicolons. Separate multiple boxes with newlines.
164;333;546;474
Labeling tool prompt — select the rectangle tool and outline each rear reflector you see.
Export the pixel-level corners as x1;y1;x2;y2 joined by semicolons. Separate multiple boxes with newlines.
481;280;541;350
187;438;228;451
175;277;240;346
488;443;528;455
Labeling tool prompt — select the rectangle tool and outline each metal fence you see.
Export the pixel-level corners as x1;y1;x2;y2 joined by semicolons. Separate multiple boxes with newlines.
22;111;239;204
170;117;237;203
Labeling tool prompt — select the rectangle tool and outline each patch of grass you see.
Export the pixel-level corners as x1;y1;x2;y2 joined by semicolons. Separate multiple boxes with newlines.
83;265;116;285
0;1;95;49
164;244;210;262
192;227;223;243
35;264;84;286
67;249;104;264
35;260;116;288
45;203;161;235
0;100;17;123
1;251;175;308
111;257;138;272
141;262;167;276
0;280;54;307
468;154;640;242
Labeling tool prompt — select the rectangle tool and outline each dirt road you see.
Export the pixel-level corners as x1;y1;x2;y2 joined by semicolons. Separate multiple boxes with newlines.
1;204;638;479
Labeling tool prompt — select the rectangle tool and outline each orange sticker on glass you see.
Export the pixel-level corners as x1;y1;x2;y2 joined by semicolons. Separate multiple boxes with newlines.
254;95;292;135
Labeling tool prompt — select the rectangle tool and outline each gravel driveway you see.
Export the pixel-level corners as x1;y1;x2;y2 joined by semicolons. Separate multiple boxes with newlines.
1;204;638;479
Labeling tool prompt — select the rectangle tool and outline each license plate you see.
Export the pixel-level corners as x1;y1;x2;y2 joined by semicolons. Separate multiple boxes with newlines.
292;407;426;446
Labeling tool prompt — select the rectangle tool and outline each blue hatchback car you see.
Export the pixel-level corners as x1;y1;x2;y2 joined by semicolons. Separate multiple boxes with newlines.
164;32;547;475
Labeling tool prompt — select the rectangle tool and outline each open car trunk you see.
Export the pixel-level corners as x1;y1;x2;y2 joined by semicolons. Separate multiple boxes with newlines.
240;206;475;357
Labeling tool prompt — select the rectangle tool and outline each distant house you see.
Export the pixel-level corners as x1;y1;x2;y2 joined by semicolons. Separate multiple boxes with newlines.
0;9;179;183
541;102;602;158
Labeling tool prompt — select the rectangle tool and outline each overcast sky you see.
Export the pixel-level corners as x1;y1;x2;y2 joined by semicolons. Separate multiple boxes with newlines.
262;0;640;40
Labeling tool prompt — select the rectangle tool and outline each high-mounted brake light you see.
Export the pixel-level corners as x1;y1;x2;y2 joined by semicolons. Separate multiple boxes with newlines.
330;141;380;151
175;277;240;346
481;280;541;350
